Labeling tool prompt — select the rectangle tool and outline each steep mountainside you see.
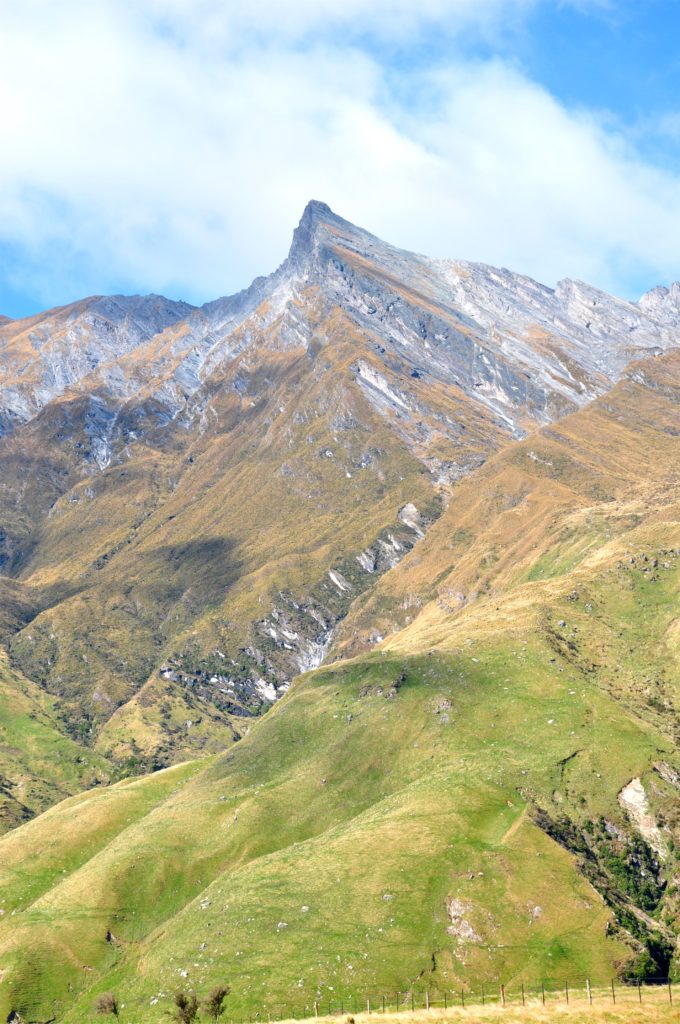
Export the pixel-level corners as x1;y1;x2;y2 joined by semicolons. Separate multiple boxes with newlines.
0;294;194;438
0;203;678;788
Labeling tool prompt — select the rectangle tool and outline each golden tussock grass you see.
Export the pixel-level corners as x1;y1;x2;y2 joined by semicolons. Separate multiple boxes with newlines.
295;992;679;1024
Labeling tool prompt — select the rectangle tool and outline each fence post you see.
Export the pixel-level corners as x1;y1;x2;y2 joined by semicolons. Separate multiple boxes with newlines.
314;1002;319;1018
367;998;371;1015
541;983;545;1006
586;979;591;1005
521;983;525;1007
461;989;465;1009
611;979;616;1005
481;983;485;1006
669;978;673;1005
638;980;642;1004
425;991;429;1011
565;981;569;1005
411;992;414;1012
382;996;385;1014
444;992;447;1011
500;984;505;1008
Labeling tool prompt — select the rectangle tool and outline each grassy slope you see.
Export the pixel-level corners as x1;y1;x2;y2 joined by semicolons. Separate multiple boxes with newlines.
0;649;114;830
335;351;680;732
0;621;671;1021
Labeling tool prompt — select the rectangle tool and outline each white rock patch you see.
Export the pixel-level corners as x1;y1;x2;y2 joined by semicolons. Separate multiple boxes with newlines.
328;569;351;592
355;361;409;411
618;777;667;860
446;898;481;943
398;502;425;538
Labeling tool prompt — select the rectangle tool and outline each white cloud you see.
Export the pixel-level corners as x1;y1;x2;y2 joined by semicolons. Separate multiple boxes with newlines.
0;0;677;312
129;0;536;45
390;62;680;291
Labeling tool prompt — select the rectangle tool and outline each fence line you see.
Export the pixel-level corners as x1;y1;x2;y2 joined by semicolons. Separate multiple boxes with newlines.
229;977;675;1023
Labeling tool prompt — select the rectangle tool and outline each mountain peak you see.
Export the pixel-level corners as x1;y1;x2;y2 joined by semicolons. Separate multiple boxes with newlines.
302;198;335;220
286;199;356;268
639;280;680;322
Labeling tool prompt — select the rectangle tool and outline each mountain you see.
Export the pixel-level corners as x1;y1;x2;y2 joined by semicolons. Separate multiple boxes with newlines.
1;202;678;769
0;204;678;1019
0;293;194;432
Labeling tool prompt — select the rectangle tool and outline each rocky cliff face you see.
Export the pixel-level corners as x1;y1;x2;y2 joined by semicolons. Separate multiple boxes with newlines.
2;201;677;453
0;294;194;434
0;201;678;768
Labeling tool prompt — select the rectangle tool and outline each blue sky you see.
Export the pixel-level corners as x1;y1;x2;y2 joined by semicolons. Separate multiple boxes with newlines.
525;2;680;157
1;0;679;318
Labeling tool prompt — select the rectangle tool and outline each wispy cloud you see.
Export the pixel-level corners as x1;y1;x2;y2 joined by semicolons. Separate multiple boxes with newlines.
0;0;677;314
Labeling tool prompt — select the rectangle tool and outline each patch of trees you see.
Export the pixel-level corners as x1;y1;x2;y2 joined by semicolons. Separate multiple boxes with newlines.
95;985;230;1023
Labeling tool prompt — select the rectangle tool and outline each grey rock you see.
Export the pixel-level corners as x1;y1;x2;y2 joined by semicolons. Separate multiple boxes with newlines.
1;200;679;469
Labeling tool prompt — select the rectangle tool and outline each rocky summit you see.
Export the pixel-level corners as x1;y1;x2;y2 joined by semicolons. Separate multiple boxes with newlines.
0;204;678;1021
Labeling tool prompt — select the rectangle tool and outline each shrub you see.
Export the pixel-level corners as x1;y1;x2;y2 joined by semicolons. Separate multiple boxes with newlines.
203;986;230;1024
95;993;120;1020
172;991;199;1024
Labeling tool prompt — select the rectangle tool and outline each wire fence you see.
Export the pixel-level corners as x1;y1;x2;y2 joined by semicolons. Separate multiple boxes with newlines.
229;977;676;1022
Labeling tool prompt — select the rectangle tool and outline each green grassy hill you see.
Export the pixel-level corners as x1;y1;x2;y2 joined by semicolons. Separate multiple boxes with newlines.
0;649;114;830
336;348;680;742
